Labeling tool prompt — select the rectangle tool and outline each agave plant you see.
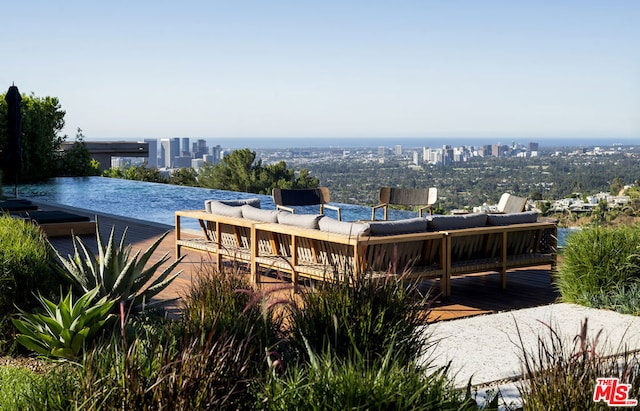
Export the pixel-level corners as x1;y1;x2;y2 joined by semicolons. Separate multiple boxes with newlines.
13;287;115;360
50;223;183;311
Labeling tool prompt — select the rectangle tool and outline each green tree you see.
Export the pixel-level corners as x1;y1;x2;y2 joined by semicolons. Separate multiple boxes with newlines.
610;177;624;196
198;148;256;192
59;128;100;176
198;148;319;194
103;163;167;183
168;167;199;186
293;168;320;188
0;92;65;182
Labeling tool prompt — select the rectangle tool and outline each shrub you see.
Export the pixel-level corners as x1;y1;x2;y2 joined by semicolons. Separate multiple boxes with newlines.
13;287;115;360
0;366;42;410
0;364;76;411
517;318;640;410
581;282;640;316
257;343;476;410
286;274;432;366
74;319;260;409
0;215;58;352
50;224;183;312
178;261;288;387
0;215;56;312
179;262;285;344
556;224;640;308
69;261;289;409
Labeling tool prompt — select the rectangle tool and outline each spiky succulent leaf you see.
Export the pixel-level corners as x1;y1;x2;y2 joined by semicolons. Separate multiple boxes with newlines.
131;231;171;275
12;287;115;360
134;258;183;305
36;315;65;336
50;223;182;312
71;328;91;354
51;347;74;359
15;335;50;356
75;237;100;291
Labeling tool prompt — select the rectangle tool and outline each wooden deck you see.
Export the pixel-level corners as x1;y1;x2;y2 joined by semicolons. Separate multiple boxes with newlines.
43;204;560;322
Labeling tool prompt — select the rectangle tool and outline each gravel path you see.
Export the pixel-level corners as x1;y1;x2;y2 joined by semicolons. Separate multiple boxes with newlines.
420;303;640;388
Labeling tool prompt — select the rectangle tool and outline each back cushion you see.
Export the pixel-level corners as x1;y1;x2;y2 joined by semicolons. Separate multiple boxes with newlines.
427;213;488;231
319;216;370;236
368;217;428;236
277;213;323;229
220;198;261;208
206;200;244;218
486;211;539;226
241;205;279;223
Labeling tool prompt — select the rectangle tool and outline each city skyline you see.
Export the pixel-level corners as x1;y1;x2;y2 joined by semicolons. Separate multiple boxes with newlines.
3;1;639;141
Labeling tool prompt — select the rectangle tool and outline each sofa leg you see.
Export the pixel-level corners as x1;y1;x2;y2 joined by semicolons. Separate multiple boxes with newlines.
441;274;450;297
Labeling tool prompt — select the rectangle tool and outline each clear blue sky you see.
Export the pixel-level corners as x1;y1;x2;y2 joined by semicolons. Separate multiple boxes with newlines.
3;1;639;141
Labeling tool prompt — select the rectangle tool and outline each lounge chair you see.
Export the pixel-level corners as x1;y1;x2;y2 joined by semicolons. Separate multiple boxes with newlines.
0;199;38;212
496;193;527;214
272;187;342;221
372;187;437;220
12;210;96;237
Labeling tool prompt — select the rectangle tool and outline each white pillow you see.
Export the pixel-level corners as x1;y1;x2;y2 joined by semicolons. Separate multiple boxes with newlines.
241;205;279;223
206;200;243;218
277;213;323;229
318;216;370;236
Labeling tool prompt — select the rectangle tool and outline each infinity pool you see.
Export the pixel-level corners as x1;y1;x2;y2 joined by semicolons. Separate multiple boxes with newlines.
18;177;573;245
18;177;415;229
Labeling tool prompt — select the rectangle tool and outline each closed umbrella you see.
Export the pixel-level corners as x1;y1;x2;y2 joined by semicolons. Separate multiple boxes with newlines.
4;84;22;197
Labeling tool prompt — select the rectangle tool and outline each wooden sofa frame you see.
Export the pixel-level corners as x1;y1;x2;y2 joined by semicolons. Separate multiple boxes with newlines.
175;210;557;296
443;220;557;295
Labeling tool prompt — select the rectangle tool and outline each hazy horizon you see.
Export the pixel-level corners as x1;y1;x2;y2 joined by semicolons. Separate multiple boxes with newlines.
83;136;638;150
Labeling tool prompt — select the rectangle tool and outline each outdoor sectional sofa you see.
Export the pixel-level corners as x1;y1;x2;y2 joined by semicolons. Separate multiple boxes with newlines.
175;199;557;296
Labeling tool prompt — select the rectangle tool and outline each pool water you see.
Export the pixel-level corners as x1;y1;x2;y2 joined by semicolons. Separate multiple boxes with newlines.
18;177;573;245
18;177;415;229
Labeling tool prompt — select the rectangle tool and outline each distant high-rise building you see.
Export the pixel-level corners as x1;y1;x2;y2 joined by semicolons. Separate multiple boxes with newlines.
170;138;180;166
173;156;192;168
143;138;157;167
394;145;402;156
444;148;454;165
529;142;539;152
209;145;222;164
194;139;208;158
161;138;181;168
378;146;386;157
181;137;190;156
160;139;169;168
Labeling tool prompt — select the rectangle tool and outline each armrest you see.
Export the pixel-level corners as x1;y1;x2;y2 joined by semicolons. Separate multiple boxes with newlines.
371;203;388;221
418;205;434;217
320;204;342;221
276;205;295;214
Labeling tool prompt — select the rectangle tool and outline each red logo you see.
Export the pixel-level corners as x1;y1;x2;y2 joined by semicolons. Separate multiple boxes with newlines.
593;378;638;407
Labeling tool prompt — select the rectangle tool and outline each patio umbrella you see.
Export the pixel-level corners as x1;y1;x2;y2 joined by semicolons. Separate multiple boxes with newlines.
4;84;22;197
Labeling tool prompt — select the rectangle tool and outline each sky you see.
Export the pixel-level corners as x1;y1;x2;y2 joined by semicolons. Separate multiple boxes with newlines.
2;1;639;141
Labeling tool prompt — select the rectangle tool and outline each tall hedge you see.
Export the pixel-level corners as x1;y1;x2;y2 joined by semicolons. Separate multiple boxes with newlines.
0;215;56;313
0;92;66;183
555;224;640;304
